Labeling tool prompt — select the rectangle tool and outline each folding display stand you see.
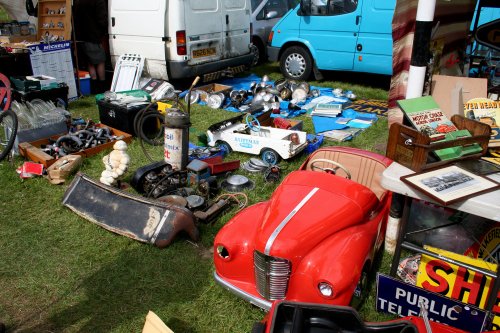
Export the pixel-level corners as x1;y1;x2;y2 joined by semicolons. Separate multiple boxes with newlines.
110;54;145;92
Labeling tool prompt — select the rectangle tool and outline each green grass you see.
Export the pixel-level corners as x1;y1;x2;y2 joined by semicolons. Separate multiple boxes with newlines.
0;63;394;332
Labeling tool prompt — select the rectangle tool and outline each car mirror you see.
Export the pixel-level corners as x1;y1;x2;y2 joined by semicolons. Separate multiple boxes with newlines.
266;10;279;19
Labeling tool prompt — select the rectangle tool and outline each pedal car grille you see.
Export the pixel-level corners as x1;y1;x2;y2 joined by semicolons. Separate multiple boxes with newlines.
254;251;291;300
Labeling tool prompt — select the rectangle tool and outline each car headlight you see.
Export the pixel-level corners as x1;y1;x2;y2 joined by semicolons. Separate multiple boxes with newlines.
318;282;334;298
216;244;230;260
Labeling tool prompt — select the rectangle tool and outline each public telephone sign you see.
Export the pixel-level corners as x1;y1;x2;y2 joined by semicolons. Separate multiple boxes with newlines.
377;274;490;333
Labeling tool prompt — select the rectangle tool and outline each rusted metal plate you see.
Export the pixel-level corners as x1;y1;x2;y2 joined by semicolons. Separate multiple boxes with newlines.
62;173;199;248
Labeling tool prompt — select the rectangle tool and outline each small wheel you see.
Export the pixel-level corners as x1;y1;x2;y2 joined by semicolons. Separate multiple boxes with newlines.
310;158;352;179
0;109;18;161
217;141;232;155
245;114;261;132
261;148;281;165
350;267;369;309
280;46;313;80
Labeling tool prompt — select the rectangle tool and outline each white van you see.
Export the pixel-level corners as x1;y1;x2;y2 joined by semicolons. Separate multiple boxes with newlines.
108;0;255;81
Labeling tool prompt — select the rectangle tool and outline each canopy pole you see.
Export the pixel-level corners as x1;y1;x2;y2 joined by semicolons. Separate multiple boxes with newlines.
406;0;436;98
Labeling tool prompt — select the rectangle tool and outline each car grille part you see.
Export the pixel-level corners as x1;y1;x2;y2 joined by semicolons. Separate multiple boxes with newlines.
254;251;291;300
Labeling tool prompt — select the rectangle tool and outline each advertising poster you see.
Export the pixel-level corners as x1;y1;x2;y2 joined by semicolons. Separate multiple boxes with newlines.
416;245;500;330
28;41;78;101
377;273;490;333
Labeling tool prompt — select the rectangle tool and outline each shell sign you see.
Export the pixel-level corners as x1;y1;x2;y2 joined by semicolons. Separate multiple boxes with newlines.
417;245;500;330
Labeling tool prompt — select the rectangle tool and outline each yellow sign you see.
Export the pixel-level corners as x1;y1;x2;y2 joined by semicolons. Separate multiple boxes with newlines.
417;245;500;330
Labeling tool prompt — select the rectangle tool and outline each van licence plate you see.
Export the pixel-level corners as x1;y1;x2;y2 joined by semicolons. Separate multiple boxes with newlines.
192;47;216;58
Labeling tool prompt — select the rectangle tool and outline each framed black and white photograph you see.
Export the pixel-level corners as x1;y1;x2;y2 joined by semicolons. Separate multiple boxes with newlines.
400;165;500;206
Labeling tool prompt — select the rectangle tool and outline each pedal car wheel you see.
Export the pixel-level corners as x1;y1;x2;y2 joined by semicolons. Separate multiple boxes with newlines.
350;267;369;309
217;141;232;154
280;46;313;81
0;109;18;161
261;148;280;165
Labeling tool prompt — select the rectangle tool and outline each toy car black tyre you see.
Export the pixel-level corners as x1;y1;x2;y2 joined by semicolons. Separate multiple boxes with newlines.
0;109;18;161
350;266;369;309
261;148;281;165
251;322;266;333
280;46;313;81
217;141;232;154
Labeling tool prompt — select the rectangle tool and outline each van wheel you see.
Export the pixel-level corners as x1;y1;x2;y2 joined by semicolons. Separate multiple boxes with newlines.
280;46;312;80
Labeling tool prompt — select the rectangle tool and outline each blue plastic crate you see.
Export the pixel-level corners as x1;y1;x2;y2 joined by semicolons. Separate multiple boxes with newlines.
306;134;324;154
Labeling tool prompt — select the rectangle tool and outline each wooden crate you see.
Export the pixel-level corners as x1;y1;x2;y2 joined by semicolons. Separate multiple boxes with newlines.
386;115;491;172
18;124;133;168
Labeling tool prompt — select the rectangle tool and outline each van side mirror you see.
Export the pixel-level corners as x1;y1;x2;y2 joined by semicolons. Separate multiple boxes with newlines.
299;0;311;15
266;10;279;19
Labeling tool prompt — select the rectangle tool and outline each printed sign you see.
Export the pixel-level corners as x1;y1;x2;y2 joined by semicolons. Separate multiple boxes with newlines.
377;273;490;333
28;41;78;100
417;245;500;330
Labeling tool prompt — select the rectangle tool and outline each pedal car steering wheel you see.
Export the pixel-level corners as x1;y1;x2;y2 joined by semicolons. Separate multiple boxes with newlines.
245;114;261;132
310;158;352;179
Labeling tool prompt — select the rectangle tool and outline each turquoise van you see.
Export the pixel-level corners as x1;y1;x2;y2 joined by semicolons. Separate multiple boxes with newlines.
267;0;396;80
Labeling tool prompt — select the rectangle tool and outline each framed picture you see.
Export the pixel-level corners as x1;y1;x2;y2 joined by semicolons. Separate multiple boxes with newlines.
400;165;500;206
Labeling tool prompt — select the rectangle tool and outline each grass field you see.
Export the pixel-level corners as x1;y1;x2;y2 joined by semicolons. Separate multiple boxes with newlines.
0;62;395;332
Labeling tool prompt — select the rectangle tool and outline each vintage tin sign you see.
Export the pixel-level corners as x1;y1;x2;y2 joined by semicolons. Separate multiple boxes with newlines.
377;273;491;333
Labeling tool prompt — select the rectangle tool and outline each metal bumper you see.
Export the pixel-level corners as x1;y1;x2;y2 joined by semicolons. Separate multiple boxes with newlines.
168;53;254;80
213;271;272;311
267;46;280;62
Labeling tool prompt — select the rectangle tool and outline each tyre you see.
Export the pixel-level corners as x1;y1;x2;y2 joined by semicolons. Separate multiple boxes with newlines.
261;148;281;165
350;266;369;309
0;109;18;161
250;44;260;67
279;46;313;81
251;322;266;333
217;141;232;155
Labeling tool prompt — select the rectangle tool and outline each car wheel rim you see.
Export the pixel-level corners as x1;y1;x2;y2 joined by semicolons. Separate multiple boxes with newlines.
285;53;305;78
262;151;277;165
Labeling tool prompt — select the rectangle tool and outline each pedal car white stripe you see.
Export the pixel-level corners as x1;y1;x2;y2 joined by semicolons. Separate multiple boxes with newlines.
265;187;319;255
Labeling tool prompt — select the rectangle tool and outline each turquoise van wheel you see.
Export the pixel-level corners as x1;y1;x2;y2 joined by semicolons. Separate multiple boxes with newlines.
280;46;312;80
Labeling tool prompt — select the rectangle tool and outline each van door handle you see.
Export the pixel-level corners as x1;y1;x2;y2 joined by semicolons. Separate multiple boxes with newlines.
112;17;115;27
356;15;361;25
226;15;229;25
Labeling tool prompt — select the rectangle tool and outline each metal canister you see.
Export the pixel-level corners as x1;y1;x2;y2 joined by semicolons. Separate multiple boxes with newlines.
164;108;190;170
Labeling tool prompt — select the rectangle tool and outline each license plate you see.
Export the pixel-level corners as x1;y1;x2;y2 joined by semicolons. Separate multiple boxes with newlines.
192;47;216;58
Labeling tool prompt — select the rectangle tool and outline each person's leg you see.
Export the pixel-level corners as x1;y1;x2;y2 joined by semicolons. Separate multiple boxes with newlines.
88;63;98;80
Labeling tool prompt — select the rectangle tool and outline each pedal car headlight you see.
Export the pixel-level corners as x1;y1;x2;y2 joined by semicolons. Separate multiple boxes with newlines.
216;244;230;260
318;282;334;298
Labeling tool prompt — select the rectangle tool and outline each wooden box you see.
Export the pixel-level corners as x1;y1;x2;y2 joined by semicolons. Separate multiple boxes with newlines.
386;115;491;172
37;0;72;41
196;83;232;96
18;124;132;168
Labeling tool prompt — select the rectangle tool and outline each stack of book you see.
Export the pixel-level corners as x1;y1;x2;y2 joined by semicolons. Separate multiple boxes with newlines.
310;103;342;117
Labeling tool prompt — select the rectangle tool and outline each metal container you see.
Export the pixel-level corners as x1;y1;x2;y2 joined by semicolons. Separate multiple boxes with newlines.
164;108;190;170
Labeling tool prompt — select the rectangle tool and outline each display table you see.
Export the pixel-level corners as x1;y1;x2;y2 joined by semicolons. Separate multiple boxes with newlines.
381;161;500;311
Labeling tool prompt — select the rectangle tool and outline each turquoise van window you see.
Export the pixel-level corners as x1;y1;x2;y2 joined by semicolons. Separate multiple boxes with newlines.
310;0;357;16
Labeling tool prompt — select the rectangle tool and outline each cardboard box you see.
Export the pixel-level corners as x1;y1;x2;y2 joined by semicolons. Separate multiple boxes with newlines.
196;83;232;96
18;124;133;167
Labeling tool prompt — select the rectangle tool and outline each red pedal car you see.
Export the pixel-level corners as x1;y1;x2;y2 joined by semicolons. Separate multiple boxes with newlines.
213;147;393;310
253;301;469;333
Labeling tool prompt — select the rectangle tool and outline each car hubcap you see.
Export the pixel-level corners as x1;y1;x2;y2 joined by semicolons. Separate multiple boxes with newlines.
263;151;277;164
285;53;305;77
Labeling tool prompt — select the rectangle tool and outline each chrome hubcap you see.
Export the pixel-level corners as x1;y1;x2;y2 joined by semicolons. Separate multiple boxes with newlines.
285;53;305;77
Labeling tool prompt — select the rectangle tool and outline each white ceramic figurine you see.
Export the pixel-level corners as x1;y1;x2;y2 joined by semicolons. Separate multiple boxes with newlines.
100;140;130;186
